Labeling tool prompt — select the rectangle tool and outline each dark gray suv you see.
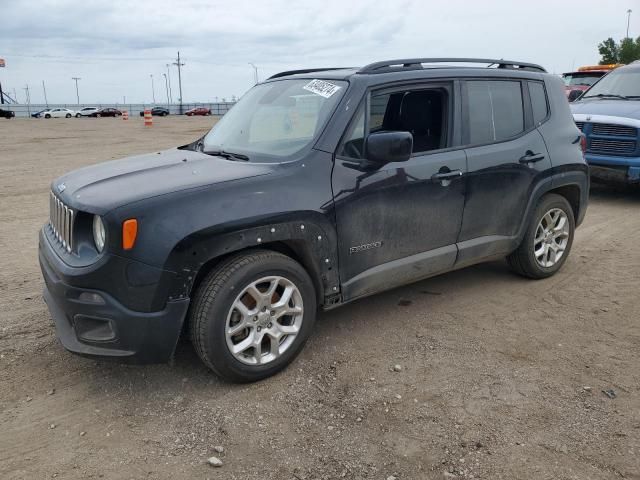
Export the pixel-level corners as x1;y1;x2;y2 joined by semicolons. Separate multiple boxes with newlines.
40;58;589;382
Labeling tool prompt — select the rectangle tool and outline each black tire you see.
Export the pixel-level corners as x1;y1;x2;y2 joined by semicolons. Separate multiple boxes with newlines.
75;113;81;118
65;113;71;118
507;193;575;279
189;250;317;382
45;114;51;119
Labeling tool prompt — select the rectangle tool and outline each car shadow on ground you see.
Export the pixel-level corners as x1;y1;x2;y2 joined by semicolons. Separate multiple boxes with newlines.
590;181;640;203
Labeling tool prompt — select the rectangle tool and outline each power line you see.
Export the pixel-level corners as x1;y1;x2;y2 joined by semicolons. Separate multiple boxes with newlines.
42;80;48;107
23;84;31;116
173;51;185;114
72;77;81;104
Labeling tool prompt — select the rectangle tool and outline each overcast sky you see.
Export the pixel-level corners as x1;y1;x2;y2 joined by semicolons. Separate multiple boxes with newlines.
0;0;636;105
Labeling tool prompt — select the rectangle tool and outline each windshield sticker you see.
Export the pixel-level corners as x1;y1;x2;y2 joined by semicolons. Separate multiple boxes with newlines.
303;79;342;98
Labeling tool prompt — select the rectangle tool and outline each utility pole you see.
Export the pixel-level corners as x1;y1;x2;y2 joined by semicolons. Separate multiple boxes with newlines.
42;80;49;107
627;9;632;38
72;77;81;104
166;63;173;104
249;63;259;84
0;81;4;105
150;74;156;103
162;73;170;109
173;51;185;114
23;84;31;116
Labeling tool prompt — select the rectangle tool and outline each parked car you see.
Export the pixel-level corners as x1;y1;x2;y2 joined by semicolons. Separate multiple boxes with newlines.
571;61;640;184
42;108;75;118
76;107;99;118
88;107;122;118
139;106;169;116
40;58;588;382
32;109;49;118
562;65;620;101
185;107;211;116
0;108;15;119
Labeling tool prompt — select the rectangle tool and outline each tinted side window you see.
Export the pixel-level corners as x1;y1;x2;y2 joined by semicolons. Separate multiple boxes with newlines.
528;81;549;125
466;81;524;144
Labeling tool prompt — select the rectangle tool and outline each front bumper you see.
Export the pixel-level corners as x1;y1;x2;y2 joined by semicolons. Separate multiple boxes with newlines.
39;230;190;364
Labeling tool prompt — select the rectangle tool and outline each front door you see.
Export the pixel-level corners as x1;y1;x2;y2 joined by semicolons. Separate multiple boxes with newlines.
332;83;467;301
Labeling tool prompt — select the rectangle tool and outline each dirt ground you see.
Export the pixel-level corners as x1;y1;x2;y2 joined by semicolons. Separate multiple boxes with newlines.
0;117;639;480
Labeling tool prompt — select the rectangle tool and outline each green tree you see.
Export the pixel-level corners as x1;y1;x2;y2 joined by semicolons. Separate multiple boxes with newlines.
619;37;640;64
597;36;640;64
598;37;619;64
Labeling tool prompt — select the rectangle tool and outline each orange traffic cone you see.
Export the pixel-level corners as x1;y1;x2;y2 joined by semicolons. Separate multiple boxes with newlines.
144;109;152;127
122;110;129;120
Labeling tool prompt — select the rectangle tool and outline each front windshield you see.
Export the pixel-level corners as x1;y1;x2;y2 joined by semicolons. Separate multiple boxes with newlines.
583;68;640;98
563;73;602;87
203;78;347;159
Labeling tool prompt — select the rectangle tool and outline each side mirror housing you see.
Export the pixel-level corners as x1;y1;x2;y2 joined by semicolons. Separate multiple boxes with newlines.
364;131;413;167
568;89;583;102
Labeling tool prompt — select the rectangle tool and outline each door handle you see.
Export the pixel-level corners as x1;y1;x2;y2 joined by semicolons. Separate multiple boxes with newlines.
431;170;463;181
519;151;545;164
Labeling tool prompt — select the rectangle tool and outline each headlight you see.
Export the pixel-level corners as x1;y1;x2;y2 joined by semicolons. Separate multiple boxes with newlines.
92;215;106;252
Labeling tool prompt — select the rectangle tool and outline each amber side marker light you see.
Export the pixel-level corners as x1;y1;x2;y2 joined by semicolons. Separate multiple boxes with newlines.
122;219;138;250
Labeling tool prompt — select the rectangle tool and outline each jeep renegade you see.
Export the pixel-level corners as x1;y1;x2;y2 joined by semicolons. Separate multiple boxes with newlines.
39;58;589;382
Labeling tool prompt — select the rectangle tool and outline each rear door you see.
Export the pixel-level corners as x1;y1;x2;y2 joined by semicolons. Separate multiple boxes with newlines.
456;78;551;266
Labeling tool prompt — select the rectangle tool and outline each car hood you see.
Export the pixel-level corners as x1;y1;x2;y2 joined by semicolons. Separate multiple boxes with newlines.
53;148;273;214
570;99;640;120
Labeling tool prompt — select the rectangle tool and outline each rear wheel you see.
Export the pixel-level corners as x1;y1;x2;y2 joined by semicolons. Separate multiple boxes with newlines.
507;193;575;279
75;113;81;118
65;113;71;118
189;250;316;382
45;114;51;119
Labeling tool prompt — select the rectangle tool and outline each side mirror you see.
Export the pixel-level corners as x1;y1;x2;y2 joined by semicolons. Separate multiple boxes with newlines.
364;131;413;167
568;89;583;102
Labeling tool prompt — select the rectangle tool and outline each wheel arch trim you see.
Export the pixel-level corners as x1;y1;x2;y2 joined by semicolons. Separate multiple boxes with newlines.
164;217;340;307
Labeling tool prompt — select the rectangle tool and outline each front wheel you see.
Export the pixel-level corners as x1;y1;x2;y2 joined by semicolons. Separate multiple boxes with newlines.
189;250;317;382
75;113;81;118
507;193;575;279
65;114;71;118
45;114;51;119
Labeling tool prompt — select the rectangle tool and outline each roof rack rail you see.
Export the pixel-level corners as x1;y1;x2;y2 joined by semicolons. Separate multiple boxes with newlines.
358;58;547;74
268;67;352;80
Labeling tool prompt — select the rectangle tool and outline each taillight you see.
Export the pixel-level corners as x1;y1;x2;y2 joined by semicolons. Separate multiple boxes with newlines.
580;135;587;156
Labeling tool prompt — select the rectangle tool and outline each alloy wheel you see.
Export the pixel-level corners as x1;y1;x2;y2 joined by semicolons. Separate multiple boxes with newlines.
225;276;304;365
534;208;570;268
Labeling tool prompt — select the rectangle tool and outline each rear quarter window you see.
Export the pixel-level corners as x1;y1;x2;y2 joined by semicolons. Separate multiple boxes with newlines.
465;80;524;145
528;81;549;125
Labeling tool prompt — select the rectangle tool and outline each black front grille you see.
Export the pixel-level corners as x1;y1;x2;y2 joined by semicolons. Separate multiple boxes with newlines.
575;121;585;131
591;123;636;137
589;138;636;155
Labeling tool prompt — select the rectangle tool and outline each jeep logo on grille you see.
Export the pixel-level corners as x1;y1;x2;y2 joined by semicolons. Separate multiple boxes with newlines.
57;183;66;193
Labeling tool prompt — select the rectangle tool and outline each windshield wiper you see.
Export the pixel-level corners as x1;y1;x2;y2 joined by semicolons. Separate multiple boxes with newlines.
204;150;250;161
583;93;629;100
